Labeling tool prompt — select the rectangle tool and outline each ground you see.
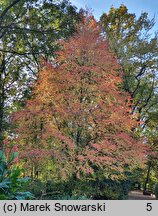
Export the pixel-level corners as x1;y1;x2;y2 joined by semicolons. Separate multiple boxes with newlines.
128;190;156;200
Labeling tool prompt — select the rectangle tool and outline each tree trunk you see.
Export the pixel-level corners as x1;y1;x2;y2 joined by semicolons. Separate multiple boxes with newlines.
144;161;152;191
0;55;6;149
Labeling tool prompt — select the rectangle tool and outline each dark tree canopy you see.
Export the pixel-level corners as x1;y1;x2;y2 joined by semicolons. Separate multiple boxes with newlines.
0;0;80;147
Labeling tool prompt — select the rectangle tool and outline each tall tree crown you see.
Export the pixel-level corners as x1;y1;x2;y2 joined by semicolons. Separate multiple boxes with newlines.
12;16;146;179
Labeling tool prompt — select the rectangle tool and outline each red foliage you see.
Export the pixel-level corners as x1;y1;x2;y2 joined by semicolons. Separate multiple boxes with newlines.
12;16;146;178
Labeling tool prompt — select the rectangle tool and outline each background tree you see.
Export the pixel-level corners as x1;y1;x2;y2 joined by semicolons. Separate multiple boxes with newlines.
100;5;158;192
141;111;158;191
0;0;80;147
99;5;158;124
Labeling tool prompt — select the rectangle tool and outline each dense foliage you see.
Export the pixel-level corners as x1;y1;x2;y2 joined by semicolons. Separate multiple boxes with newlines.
0;149;33;200
10;17;147;199
100;5;158;123
100;4;158;196
0;0;80;147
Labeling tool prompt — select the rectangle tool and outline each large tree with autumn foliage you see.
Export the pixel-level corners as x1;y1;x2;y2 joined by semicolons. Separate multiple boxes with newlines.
12;16;146;180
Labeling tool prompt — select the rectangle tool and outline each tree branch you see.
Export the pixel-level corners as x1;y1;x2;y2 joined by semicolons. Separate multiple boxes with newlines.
135;64;146;79
0;0;21;21
138;77;155;114
0;25;59;34
0;48;43;56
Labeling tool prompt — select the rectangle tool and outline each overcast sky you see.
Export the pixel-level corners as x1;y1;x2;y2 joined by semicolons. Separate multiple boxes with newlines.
70;0;158;34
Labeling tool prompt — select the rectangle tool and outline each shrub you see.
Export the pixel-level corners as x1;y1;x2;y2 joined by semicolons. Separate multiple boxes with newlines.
0;150;33;200
88;179;132;200
41;177;131;200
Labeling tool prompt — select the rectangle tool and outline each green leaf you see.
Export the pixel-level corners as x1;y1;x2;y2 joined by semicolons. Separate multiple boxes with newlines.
15;195;25;200
0;150;5;161
7;152;18;164
17;177;31;183
0;151;3;159
15;192;34;200
0;194;7;200
0;161;7;175
0;181;10;189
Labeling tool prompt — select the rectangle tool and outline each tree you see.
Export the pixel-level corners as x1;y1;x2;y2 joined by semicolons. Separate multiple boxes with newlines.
99;5;158;124
141;111;158;191
100;5;158;190
12;16;146;180
0;0;80;147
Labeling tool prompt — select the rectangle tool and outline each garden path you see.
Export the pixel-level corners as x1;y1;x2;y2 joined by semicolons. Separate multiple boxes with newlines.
128;190;156;200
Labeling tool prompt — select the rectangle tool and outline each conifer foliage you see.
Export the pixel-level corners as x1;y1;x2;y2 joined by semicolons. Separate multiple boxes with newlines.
12;17;146;179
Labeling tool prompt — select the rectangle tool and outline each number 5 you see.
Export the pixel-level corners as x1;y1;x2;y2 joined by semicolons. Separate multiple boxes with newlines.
146;203;152;211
